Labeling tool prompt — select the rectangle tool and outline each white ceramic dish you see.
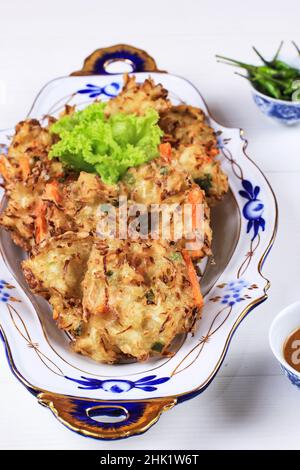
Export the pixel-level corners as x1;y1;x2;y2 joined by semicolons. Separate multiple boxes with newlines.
269;301;300;388
251;86;300;125
0;45;278;440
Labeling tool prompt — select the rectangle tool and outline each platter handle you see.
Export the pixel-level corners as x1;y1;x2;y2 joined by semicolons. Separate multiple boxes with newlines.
38;392;176;440
70;44;165;76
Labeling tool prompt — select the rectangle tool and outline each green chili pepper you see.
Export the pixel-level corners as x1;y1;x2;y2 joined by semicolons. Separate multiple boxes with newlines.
216;55;257;73
217;54;299;80
272;60;299;76
253;42;299;77
235;72;282;99
252;41;283;67
262;66;298;79
217;44;300;101
258;73;297;98
291;80;300;101
254;77;282;99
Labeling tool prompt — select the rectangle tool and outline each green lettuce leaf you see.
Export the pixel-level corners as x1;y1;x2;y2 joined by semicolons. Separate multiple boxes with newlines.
48;103;163;184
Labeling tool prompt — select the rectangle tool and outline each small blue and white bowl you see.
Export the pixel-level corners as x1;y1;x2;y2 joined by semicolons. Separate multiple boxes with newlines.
250;50;300;125
252;88;300;125
269;301;300;388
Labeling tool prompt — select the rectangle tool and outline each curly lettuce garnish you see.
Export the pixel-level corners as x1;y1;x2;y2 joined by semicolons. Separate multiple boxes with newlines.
49;103;163;184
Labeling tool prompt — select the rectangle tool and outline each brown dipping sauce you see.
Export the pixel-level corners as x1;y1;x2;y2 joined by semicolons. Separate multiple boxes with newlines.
283;327;300;373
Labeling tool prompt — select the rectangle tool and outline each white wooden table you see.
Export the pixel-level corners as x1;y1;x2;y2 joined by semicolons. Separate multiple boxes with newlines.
0;0;299;450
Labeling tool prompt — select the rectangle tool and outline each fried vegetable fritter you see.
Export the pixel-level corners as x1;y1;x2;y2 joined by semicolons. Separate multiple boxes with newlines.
0;119;59;185
120;157;191;205
0;119;70;249
22;232;93;331
22;234;200;363
63;172;119;233
105;74;171;116
160;105;215;149
160;105;229;203
75;239;200;362
120;158;212;259
175;145;229;204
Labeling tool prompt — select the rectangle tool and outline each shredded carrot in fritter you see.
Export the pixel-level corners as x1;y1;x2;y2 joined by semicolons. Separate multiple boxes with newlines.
34;201;47;244
159;142;172;163
182;249;203;309
19;156;31;179
43;181;62;205
188;187;203;229
207;147;219;158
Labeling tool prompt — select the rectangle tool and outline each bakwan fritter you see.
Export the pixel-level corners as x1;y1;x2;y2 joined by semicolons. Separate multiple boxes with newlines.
0;75;229;363
159;105;228;204
24;236;199;363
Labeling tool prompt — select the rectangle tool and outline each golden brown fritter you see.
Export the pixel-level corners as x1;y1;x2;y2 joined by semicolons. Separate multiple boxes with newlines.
74;238;200;363
22;234;200;364
63;172;119;234
0;119;71;249
120;158;212;260
105;74;171;116
159;105;229;203
160;105;215;149
0;119;59;186
175;145;229;205
120;158;191;204
0;176;76;250
22;232;93;332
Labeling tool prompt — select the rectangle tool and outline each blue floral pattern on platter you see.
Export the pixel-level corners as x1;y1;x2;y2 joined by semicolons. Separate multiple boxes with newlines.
0;280;14;303
220;279;249;306
216;134;231;150
239;180;265;240
77;82;120;98
65;374;170;393
281;365;300;389
253;93;300;124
